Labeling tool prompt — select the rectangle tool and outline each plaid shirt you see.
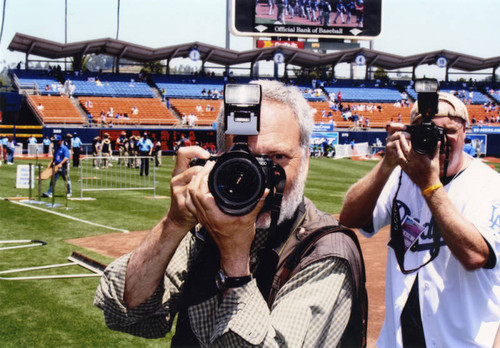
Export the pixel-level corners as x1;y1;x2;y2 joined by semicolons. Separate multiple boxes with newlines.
95;223;353;347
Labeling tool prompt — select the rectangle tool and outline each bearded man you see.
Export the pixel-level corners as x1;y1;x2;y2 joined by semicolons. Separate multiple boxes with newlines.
95;80;366;347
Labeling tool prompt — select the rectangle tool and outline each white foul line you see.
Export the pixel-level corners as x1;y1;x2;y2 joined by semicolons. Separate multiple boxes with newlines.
8;200;129;233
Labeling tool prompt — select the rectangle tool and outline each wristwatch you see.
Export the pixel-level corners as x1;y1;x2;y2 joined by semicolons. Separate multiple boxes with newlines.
215;268;252;290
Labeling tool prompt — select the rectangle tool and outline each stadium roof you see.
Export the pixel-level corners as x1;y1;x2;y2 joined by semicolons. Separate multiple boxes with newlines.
8;32;500;75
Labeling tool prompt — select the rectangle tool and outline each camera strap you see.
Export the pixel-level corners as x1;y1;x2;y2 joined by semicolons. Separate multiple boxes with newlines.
268;164;287;240
389;172;441;275
442;134;451;179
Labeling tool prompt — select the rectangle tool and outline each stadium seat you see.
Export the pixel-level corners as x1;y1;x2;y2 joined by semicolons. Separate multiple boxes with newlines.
27;95;86;124
79;97;178;126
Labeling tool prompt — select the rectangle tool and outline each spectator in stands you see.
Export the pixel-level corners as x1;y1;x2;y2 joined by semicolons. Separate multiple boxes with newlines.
92;136;101;169
137;132;153;176
87;112;94;125
85;100;93;108
101;133;112;169
340;92;500;347
196;103;202;112
42;136;52;155
100;112;107;127
37;103;44;111
401;90;408;101
131;106;139;115
71;132;83;168
42;135;71;197
187;113;198;127
57;82;64;95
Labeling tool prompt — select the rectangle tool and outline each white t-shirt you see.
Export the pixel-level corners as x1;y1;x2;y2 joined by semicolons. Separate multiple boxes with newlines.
360;158;500;348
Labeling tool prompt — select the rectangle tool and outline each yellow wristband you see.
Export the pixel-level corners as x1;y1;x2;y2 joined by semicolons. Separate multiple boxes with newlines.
421;182;443;196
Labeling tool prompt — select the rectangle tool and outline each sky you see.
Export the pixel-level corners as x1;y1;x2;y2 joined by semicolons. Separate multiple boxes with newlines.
0;0;499;79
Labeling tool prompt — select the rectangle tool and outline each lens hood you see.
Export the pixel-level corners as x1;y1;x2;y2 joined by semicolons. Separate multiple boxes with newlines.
208;149;267;216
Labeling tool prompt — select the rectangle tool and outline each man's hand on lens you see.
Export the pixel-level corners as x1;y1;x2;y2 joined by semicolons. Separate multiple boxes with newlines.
187;161;269;277
167;146;211;238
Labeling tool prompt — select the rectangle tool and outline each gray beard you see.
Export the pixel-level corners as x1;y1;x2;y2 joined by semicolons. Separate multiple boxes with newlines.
256;162;307;229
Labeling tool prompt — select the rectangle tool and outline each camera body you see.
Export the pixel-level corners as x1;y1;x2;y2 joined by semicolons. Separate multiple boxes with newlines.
405;122;444;155
195;84;286;216
407;78;445;155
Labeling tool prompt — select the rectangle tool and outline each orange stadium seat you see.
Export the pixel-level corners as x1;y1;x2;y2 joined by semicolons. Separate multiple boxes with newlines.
170;99;222;126
309;102;413;128
79;97;178;126
28;95;86;124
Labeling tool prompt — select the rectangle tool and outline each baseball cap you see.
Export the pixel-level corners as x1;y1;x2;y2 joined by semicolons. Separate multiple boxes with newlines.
54;134;62;141
410;92;469;125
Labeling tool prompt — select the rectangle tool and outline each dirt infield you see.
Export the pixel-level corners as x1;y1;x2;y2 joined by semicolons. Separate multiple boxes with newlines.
68;226;388;347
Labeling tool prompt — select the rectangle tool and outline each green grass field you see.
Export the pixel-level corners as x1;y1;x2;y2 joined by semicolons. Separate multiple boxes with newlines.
0;156;376;347
1;155;497;347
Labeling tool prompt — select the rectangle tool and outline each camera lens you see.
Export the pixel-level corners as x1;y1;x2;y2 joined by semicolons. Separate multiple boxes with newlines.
209;152;266;216
215;159;262;203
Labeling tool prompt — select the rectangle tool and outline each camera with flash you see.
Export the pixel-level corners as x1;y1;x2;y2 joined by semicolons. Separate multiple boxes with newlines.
406;78;445;155
194;84;286;216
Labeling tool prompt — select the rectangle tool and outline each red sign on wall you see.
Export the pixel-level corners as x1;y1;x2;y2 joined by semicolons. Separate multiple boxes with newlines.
256;40;304;49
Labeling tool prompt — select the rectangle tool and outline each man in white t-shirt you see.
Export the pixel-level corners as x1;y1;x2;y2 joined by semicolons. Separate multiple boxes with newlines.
340;91;500;347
